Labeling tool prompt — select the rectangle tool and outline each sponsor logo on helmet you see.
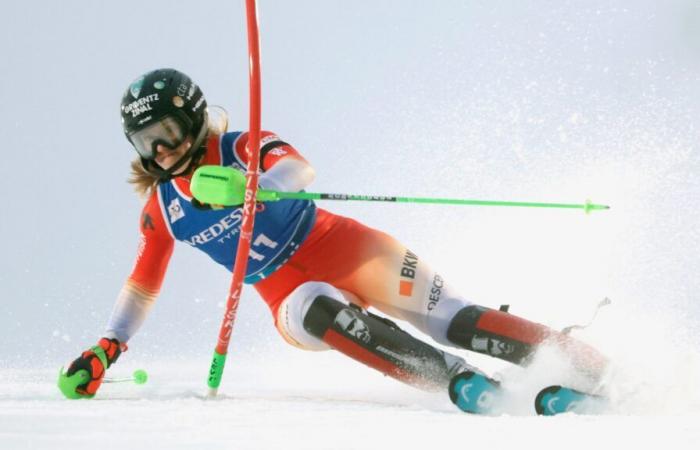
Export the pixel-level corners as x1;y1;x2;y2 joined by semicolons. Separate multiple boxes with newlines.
187;83;197;100
192;96;205;112
153;80;165;90
137;115;152;126
123;94;159;118
167;198;185;223
176;83;188;97
129;76;145;98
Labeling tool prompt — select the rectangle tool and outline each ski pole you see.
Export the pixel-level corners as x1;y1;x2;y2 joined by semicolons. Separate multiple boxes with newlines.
191;165;611;213
58;368;149;399
103;369;149;385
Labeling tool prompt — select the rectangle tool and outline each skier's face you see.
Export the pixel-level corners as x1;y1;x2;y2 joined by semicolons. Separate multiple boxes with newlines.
154;136;193;173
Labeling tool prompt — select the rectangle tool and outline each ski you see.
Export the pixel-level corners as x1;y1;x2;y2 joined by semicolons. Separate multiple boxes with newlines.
448;370;502;415
450;373;608;416
534;385;608;416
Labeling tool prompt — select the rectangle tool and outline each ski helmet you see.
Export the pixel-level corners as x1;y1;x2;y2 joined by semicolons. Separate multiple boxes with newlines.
120;68;208;179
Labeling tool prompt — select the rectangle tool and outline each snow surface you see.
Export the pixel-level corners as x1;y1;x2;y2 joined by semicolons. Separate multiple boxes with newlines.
3;337;700;450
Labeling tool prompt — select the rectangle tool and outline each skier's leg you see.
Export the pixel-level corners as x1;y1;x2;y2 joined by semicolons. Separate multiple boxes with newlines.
444;305;608;377
276;281;472;391
313;223;608;379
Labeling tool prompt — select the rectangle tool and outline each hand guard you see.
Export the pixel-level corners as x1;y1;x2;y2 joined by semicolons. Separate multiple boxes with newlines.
57;338;123;399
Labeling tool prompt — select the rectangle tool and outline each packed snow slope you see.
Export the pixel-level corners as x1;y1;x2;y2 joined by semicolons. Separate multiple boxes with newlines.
2;343;700;450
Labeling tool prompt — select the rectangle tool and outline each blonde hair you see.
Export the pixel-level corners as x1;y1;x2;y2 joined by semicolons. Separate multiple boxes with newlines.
128;106;229;198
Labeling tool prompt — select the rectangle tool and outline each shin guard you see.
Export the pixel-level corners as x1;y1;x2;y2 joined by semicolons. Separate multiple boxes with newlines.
304;296;468;391
447;305;607;377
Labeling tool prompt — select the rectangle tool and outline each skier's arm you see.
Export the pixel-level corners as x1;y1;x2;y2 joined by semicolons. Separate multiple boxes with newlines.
103;281;162;343
60;195;173;399
235;131;316;192
259;157;315;192
105;196;174;343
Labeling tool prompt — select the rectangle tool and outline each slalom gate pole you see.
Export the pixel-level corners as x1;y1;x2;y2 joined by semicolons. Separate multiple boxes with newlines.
206;0;263;397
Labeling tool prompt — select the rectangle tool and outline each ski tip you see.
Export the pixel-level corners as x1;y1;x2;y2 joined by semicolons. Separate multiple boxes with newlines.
534;385;562;415
535;385;607;416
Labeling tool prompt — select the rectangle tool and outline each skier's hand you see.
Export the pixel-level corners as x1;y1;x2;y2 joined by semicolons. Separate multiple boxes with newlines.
58;338;123;399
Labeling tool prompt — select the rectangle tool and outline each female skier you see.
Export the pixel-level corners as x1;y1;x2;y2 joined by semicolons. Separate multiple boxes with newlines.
60;68;607;406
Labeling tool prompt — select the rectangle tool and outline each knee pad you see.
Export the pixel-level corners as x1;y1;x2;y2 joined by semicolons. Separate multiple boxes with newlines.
304;295;469;391
447;305;545;364
277;281;348;351
447;305;608;376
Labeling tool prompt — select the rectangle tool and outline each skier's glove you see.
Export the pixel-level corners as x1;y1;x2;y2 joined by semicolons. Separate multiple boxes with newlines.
58;338;124;399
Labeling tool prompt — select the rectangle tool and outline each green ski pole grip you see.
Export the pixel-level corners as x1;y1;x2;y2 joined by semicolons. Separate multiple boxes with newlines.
207;351;228;391
192;165;247;206
192;165;279;205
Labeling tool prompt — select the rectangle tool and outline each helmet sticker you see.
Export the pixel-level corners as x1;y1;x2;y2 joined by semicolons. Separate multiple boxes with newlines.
129;76;145;98
137;115;153;126
192;96;205;112
121;69;208;161
123;93;159;118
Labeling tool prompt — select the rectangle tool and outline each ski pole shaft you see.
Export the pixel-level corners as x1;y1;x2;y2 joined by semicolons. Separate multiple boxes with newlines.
102;378;131;383
102;369;148;385
269;192;610;213
191;165;610;214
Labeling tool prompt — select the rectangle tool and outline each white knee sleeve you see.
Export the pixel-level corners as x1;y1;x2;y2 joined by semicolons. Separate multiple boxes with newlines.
277;281;350;351
422;275;474;346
